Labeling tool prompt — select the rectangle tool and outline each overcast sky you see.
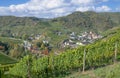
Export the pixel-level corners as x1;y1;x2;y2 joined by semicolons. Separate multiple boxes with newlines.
0;0;120;18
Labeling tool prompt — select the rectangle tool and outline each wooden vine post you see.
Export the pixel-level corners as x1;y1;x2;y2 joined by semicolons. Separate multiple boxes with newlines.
0;67;2;78
27;55;32;78
0;64;2;78
46;53;50;78
114;43;117;64
0;64;3;78
83;48;86;72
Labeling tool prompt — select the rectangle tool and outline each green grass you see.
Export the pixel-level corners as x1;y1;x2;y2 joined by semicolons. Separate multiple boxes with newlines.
0;37;22;44
65;62;120;78
0;52;17;65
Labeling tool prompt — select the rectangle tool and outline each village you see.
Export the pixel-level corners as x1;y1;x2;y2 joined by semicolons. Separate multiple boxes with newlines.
61;31;102;48
22;31;102;55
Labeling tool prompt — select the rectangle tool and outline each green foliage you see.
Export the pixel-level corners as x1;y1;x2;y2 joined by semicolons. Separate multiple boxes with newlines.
9;28;120;78
9;55;33;78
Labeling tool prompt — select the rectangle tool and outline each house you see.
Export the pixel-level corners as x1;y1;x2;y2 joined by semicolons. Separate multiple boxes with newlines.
87;34;92;40
41;49;49;55
70;32;75;36
61;39;70;47
61;39;78;48
70;35;76;40
28;36;34;41
23;41;32;50
0;46;4;50
56;31;62;35
76;42;84;46
43;40;49;44
35;34;41;40
82;32;87;37
82;42;90;45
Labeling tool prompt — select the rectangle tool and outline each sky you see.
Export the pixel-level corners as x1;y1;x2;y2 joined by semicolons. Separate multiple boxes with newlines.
0;0;120;18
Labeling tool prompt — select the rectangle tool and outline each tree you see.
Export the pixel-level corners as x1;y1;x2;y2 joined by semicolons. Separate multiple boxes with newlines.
22;34;29;40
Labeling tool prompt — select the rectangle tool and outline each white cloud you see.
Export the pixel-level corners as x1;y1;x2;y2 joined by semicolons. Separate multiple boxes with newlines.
28;0;65;10
76;6;95;12
0;0;112;18
116;7;120;11
71;0;109;5
9;0;66;12
96;5;111;12
71;0;94;5
0;0;67;17
50;8;66;14
0;7;8;13
9;4;27;12
74;0;110;12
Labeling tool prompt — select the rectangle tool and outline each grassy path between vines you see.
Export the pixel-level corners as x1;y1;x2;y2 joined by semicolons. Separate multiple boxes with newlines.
65;62;120;78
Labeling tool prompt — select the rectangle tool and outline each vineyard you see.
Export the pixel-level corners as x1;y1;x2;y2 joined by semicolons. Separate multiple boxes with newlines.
0;52;17;78
0;52;17;64
6;28;120;78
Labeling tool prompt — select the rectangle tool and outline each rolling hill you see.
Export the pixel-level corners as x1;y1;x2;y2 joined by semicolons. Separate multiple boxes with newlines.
51;11;120;32
0;11;120;37
0;11;120;49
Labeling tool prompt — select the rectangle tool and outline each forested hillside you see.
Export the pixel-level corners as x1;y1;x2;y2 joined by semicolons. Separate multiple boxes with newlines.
52;11;120;32
0;11;120;37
